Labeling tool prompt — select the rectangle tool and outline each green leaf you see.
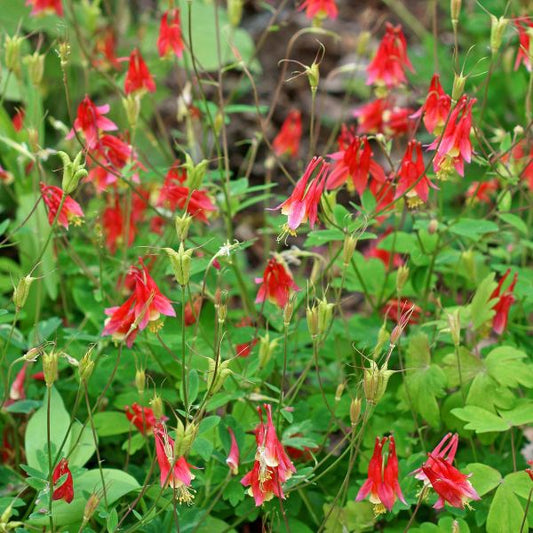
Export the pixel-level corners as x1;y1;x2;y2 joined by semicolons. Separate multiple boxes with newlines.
487;483;527;533
199;415;221;434
68;420;96;468
305;229;345;247
192;437;214;461
466;373;515;412
24;387;71;472
442;348;484;387
451;406;509;433
93;411;133;437
499;401;533;426
449;218;499;239
403;333;447;428
465;463;502;496
498;213;528;236
4;399;41;414
485;346;533;389
504;471;533;499
189;369;199;404
469;273;498;330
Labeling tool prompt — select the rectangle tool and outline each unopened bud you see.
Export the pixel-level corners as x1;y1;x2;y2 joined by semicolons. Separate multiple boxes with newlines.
83;493;101;524
452;73;466;103
342;235;357;267
447;310;461;346
24;52;45;86
175;214;192;242
150;394;164;420
373;322;389;358
42;351;59;388
23;347;41;362
350;397;362;426
335;382;345;402
174;422;198;457
451;0;461;29
396;265;409;294
78;348;95;383
122;94;141;129
363;361;393;406
58;151;87;194
428;219;439;234
490;16;508;55
227;0;243;27
165;243;192;286
13;275;36;310
5;35;23;77
135;368;146;395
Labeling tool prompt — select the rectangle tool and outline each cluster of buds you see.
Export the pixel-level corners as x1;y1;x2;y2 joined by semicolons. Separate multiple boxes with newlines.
363;360;393;406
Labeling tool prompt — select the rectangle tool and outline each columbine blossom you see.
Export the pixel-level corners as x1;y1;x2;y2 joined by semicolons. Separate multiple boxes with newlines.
67;95;117;149
354;99;414;136
299;0;338;20
3;364;27;408
158;9;185;59
274;156;329;234
103;258;175;347
272;110;302;158
226;427;240;475
413;433;458;483
102;195;136;254
26;0;63;16
125;403;166;435
52;459;74;503
367;23;413;90
490;269;518;335
153;422;195;504
40;183;84;229
411;74;452;135
255;257;300;308
124;49;156;95
326;132;386;195
356;436;406;514
395;140;436;207
514;17;533;72
428;95;476;179
241;404;296;506
465;179;499;204
235;316;258;357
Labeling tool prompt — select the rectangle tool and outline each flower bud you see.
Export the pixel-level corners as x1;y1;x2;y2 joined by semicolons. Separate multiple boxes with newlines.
363;361;393;406
452;73;466;103
42;350;59;388
335;382;345;402
342;235;357;267
23;347;41;362
428;219;439;234
58;151;87;194
396;265;409;294
78;348;95;383
83;493;101;524
165;243;193;286
135;368;146;395
350;397;362;426
174;422;198;457
490;16;508;55
122;94;141;129
447;310;461;346
5;35;23;77
175;214;192;242
227;0;243;27
13;275;36;310
24;52;45;86
150;393;164;420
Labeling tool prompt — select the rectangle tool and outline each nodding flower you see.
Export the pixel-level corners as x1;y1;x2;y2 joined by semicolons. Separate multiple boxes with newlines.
52;459;74;504
514;17;533;72
272;110;302;159
255;257;300;309
241;404;296;506
40;183;84;229
411;74;452;135
158;9;185;59
26;0;63;17
124;49;156;95
226;427;240;475
298;0;338;21
490;269;518;335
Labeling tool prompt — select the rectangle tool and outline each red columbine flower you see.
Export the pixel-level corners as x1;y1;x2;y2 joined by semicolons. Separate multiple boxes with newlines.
354;99;413;136
490;269;518;335
153;422;195;503
421;455;480;509
412;433;458;484
124;49;156;95
26;0;63;16
255;257;300;308
465;179;499;204
327;133;386;195
3;364;27;408
382;298;421;325
273;110;302;158
364;227;403;270
93;27;123;71
411;74;452;135
299;0;338;20
67;95;117;149
102;195;136;254
40;183;84;229
241;404;296;506
367;23;414;90
12;108;25;132
235;316;258;357
356;436;406;514
395;140;436;207
514;17;533;72
125;403;167;435
274;156;329;235
184;295;202;326
526;461;533;481
428;95;476;179
103;258;175;347
158;9;185;59
226;427;240;475
52;459;74;504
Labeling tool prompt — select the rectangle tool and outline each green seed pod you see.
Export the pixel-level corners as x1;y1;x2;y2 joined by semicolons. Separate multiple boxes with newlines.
306;304;319;339
13;275;36;310
317;298;334;336
447;310;461;346
24;52;45;86
78;348;95;383
122;94;141;129
5;35;23;77
175;214;193;242
363;361;393;406
150;394;164;420
350;397;362;426
135;368;146;395
227;0;243;27
490;15;509;55
165;244;193;286
59;151;87;194
174;422;198;457
43;350;59;388
396;265;409;294
342;234;357;267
